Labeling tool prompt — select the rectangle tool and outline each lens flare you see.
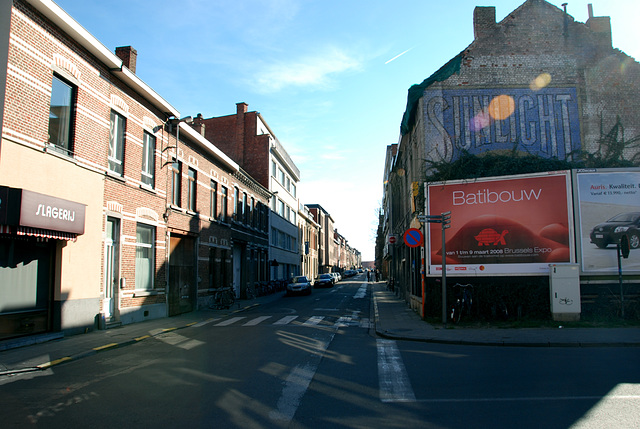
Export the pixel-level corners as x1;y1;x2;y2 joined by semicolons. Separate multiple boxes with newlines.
488;95;515;121
469;109;492;132
530;72;551;91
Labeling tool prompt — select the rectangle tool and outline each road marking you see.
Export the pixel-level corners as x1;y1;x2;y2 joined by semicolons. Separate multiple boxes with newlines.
377;339;416;403
192;318;219;327
274;315;299;325
269;333;334;424
335;316;351;327
354;285;367;299
243;316;273;326
303;316;325;326
214;317;246;326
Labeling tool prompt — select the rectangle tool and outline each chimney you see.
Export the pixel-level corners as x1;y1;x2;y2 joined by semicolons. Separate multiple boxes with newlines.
473;6;496;40
191;113;206;136
586;5;612;49
235;102;248;165
115;46;137;73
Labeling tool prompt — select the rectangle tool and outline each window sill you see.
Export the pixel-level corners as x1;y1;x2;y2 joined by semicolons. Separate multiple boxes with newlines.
44;144;77;163
139;184;157;194
131;289;165;297
105;170;126;182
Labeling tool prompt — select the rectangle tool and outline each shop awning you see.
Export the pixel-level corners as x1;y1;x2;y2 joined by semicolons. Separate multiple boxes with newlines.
16;226;77;242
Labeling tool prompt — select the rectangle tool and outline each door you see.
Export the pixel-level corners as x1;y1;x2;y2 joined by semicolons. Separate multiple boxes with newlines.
104;217;120;321
233;245;242;298
168;235;196;316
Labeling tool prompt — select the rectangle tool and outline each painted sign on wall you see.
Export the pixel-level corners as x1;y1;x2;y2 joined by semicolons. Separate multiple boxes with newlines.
423;87;581;162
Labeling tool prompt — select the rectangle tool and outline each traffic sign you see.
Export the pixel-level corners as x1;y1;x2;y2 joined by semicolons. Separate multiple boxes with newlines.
403;228;423;248
388;235;397;244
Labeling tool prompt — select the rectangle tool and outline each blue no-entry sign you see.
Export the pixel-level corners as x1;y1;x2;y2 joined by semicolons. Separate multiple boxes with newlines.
403;228;423;248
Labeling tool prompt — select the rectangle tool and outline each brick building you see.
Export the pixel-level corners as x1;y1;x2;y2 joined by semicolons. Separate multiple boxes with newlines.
195;103;301;280
0;0;270;340
384;0;640;312
307;204;337;274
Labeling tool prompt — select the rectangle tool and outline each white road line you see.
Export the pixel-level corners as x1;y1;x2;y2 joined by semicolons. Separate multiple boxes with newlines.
269;333;334;424
192;318;219;327
335;316;351;327
214;317;246;327
303;316;325;326
354;285;367;299
274;315;299;325
243;316;272;326
377;339;416;403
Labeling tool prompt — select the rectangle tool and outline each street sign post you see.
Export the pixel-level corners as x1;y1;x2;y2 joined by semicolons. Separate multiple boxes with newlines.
418;211;453;325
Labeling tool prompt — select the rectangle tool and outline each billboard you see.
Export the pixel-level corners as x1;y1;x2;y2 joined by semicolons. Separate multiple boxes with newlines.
423;87;581;162
427;171;574;275
574;169;640;274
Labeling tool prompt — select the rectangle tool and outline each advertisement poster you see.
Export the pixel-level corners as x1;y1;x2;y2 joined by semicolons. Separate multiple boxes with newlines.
427;171;574;275
575;169;640;274
423;87;581;163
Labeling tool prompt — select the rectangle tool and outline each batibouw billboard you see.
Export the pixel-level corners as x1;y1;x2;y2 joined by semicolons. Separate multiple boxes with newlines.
574;168;640;274
426;171;575;276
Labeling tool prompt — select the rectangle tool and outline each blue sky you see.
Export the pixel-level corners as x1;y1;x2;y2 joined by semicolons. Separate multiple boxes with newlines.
54;0;640;261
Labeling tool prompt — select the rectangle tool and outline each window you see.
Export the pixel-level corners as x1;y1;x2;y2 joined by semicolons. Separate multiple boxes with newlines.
233;187;239;220
135;223;155;290
220;186;228;222
48;75;75;154
271;160;276;177
250;197;255;226
277;199;285;217
188;167;196;212
291;183;297;198
171;160;181;206
109;110;126;175
242;193;247;224
141;131;156;187
278;168;285;185
210;180;218;219
286;176;290;192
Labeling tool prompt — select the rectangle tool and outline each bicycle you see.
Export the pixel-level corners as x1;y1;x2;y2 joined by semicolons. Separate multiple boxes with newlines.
209;287;236;309
450;283;473;324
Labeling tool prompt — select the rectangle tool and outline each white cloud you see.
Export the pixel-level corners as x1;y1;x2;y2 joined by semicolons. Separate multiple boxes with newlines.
250;46;362;93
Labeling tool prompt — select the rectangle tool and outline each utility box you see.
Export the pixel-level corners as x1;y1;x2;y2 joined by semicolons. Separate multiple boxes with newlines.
549;264;581;321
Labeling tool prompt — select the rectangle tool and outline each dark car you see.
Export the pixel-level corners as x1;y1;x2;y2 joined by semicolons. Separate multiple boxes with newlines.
590;212;640;250
314;273;334;288
286;275;312;296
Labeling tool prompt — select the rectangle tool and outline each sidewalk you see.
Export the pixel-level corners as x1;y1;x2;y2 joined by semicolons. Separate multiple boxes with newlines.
372;282;640;347
2;282;640;376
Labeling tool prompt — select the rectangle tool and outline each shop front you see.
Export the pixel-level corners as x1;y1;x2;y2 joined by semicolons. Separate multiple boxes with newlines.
0;186;85;340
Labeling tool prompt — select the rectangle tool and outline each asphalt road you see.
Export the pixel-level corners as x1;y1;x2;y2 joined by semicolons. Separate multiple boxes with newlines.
1;274;639;428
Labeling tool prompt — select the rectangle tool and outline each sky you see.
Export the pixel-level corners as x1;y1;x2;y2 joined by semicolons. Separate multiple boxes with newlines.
53;0;640;261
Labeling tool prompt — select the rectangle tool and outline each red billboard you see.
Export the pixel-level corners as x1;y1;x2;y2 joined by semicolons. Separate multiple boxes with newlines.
427;171;574;275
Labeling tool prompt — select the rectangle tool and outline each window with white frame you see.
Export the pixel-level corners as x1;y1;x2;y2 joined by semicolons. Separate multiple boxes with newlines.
141;131;155;187
109;110;126;175
187;167;196;212
210;180;218;219
171;160;181;206
48;74;75;155
220;186;228;221
135;223;155;290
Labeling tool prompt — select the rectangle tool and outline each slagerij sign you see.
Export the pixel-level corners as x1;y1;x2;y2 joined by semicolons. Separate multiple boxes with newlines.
423;87;581;162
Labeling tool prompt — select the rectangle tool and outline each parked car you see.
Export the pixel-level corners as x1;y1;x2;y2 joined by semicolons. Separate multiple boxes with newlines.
314;273;334;288
590;212;640;249
286;275;312;296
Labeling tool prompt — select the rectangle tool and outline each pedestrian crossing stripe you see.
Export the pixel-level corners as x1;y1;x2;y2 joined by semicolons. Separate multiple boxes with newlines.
208;315;372;328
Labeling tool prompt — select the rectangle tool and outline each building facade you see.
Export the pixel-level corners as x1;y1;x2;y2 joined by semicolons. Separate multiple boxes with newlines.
382;0;640;312
196;103;302;281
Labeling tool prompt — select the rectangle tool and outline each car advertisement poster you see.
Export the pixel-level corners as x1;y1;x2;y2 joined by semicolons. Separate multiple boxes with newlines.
575;169;640;274
427;171;574;276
